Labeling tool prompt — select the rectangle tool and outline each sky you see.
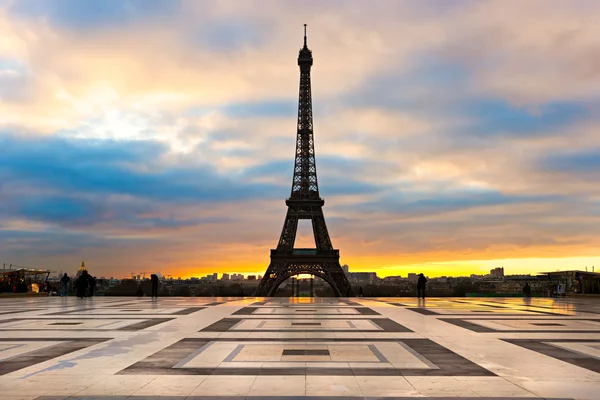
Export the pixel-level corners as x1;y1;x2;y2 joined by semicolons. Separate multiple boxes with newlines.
1;0;600;279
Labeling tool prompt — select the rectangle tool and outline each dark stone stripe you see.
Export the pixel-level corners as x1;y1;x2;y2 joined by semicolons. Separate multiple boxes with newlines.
406;338;495;376
232;307;257;315
49;306;206;316
407;308;439;315
0;339;109;376
120;339;210;373
409;308;559;317
356;307;381;315
117;318;175;331
172;307;207;315
438;318;496;332
439;318;600;333
503;339;600;374
0;317;175;332
201;318;240;332
282;349;329;356
370;318;413;332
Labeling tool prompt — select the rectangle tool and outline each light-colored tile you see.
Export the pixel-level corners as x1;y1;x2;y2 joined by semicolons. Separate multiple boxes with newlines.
356;376;420;396
191;375;257;396
306;375;362;396
133;375;208;396
248;375;306;396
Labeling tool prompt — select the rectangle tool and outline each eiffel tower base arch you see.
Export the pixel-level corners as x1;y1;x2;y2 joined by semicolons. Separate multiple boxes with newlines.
255;251;354;297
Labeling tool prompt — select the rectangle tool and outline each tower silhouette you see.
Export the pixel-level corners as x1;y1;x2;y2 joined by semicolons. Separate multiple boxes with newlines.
255;25;354;297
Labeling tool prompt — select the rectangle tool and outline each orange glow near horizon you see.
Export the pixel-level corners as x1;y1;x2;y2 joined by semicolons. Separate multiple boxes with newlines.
124;255;600;281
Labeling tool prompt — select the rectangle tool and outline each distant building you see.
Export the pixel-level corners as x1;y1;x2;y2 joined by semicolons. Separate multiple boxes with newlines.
541;270;600;294
490;267;504;278
407;273;418;283
341;265;349;274
221;273;230;281
75;260;87;279
247;275;256;280
470;274;486;280
382;275;403;283
348;272;378;284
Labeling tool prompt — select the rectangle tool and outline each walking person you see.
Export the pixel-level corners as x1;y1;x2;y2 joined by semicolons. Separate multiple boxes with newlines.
60;273;70;296
417;273;427;299
150;274;159;298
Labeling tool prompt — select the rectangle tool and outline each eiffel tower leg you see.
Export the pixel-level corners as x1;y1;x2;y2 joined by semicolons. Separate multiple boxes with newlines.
311;208;333;250
255;262;280;296
325;261;354;297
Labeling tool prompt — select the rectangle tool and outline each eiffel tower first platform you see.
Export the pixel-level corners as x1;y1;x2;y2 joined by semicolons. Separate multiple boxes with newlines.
255;26;354;297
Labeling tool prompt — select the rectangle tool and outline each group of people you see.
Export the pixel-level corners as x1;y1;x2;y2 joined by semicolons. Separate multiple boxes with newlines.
59;270;97;298
136;274;160;298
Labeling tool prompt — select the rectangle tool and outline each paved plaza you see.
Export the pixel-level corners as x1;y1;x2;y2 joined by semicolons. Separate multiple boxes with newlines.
0;296;598;399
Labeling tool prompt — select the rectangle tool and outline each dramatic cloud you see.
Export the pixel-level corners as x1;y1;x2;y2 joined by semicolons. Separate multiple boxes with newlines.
1;0;600;278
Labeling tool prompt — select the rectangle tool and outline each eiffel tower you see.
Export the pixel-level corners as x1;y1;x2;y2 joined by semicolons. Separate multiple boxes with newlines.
255;25;354;297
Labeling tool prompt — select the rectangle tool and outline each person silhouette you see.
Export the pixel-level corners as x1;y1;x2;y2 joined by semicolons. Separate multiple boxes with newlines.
523;282;532;298
60;273;70;296
76;270;89;298
417;273;427;299
150;274;159;298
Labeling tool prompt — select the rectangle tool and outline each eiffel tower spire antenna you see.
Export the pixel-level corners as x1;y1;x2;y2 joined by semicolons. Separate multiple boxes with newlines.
255;26;354;297
303;24;307;47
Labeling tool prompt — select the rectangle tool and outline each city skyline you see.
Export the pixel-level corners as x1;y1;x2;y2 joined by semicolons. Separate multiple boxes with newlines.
2;1;600;279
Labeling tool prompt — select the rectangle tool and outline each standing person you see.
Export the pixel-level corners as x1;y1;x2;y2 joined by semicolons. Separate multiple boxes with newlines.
60;273;70;296
523;282;532;298
88;275;97;297
358;287;364;297
417;273;427;299
76;270;89;298
150;274;159;298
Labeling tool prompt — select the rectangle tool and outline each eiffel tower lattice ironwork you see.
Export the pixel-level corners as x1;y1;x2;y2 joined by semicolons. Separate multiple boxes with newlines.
255;25;354;297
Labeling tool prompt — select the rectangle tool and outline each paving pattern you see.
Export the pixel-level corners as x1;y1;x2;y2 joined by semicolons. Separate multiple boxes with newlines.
0;296;598;399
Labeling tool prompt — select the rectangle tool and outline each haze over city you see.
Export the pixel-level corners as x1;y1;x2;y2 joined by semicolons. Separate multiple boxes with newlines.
2;0;600;279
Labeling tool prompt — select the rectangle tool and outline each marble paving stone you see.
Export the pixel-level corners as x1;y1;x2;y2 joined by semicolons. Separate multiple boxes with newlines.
0;296;598;400
118;337;491;376
502;339;600;373
33;397;577;400
439;317;600;333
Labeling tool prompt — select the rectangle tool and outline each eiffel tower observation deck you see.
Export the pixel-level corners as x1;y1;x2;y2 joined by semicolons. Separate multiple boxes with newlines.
255;26;353;297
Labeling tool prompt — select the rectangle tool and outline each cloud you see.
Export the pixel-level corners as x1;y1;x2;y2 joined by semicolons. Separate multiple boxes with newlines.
9;0;181;29
2;0;600;277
